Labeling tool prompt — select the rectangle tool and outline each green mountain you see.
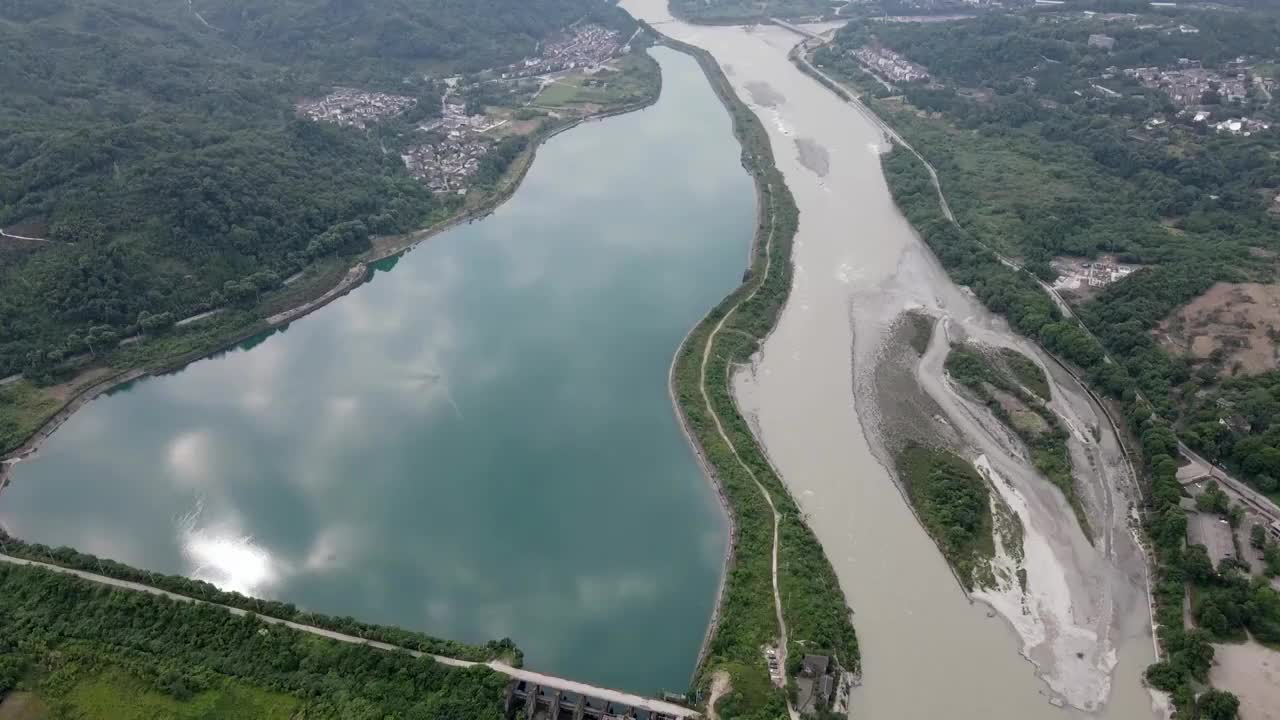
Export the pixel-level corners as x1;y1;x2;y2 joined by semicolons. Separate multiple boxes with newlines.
0;0;625;378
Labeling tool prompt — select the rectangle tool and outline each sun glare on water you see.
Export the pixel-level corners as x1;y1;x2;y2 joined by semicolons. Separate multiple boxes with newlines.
178;501;282;597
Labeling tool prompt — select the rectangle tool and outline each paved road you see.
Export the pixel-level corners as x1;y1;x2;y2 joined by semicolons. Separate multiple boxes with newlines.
0;552;700;719
1178;443;1280;526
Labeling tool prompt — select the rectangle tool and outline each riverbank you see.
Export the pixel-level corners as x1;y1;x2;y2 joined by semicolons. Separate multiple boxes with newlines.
0;73;663;477
784;26;1166;718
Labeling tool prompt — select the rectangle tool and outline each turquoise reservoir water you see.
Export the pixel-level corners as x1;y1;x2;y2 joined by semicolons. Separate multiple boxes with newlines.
0;47;754;693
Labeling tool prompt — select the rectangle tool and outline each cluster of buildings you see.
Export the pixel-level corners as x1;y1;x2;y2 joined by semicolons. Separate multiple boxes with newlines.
795;654;850;716
1084;258;1134;287
410;82;514;192
852;45;930;83
299;23;629;197
296;88;416;129
423;98;503;138
1124;64;1248;108
1211;116;1272;136
1087;33;1116;51
400;140;489;194
1052;256;1135;292
502;24;621;79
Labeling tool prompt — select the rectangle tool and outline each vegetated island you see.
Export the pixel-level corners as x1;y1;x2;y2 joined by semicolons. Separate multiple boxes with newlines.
945;343;1091;539
798;3;1280;715
883;318;1030;594
0;0;658;467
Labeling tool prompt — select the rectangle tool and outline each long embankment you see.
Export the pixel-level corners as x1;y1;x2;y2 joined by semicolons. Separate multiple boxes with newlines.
0;554;699;719
646;22;859;711
0;91;660;470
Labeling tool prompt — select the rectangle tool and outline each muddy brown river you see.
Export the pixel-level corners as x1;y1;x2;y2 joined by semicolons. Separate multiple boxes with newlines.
625;2;1164;718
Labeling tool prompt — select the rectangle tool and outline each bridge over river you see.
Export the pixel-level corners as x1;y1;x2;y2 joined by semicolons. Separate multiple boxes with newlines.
0;553;700;720
768;17;825;39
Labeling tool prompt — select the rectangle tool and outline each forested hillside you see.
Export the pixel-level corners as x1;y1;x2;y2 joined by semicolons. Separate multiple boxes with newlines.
0;561;510;718
0;0;626;380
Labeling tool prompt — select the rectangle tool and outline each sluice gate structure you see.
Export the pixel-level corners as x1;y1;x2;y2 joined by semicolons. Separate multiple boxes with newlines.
504;679;696;720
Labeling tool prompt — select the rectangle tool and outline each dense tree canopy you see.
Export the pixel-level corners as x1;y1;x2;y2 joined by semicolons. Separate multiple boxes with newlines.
0;0;628;378
0;562;511;718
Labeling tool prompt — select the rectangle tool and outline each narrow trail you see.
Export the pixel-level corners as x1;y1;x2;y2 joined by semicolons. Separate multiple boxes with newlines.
0;229;51;243
693;183;798;720
705;670;731;720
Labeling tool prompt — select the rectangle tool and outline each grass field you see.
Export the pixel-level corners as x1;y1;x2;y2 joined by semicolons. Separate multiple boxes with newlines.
533;54;659;109
61;672;298;720
0;381;61;456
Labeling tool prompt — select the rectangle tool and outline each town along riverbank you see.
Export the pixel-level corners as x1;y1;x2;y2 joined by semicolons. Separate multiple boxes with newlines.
621;2;1161;718
0;47;750;695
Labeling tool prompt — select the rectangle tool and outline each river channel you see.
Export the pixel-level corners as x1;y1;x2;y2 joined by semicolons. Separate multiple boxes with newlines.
0;47;749;695
623;2;1161;719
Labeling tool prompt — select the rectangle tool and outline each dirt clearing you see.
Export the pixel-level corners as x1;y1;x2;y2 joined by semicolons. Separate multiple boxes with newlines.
1210;641;1280;720
989;386;1048;435
0;692;48;720
1158;282;1280;376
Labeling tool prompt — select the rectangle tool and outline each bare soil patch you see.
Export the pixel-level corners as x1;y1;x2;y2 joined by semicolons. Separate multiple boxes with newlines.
1210;641;1280;720
989;386;1048;435
3;221;48;237
0;238;45;253
46;366;117;403
0;692;48;720
1158;282;1280;376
